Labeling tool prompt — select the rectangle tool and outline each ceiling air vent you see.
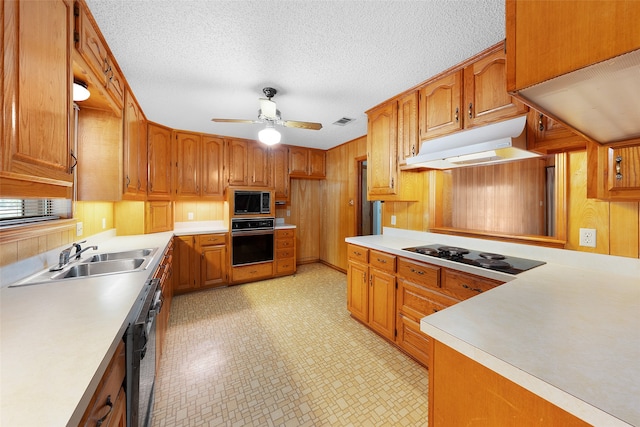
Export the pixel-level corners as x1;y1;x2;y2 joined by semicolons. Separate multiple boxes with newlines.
333;117;355;126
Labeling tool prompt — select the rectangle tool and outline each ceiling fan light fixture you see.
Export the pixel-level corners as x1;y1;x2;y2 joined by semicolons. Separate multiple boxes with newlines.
73;80;90;102
258;124;281;145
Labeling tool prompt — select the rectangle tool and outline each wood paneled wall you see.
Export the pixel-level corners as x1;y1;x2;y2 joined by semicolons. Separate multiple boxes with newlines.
320;136;367;271
441;158;548;236
174;201;226;223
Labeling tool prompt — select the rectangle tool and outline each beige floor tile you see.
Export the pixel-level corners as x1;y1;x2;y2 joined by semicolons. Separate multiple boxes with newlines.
152;263;429;426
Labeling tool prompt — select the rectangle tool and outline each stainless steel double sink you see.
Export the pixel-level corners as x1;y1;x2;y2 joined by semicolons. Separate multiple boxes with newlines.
10;248;158;287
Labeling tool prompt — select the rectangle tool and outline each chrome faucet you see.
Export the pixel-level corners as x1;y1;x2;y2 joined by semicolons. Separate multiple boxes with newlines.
50;241;98;271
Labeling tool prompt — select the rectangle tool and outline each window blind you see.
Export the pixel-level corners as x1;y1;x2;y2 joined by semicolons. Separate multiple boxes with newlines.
0;199;71;227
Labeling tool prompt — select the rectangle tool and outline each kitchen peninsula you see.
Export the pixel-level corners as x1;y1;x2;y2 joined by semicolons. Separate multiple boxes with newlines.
346;228;640;427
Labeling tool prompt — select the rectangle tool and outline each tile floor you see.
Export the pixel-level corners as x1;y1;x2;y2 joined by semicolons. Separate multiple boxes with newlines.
152;263;429;427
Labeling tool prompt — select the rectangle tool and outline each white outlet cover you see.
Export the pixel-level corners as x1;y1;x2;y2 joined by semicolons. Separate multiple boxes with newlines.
579;228;597;248
76;222;83;236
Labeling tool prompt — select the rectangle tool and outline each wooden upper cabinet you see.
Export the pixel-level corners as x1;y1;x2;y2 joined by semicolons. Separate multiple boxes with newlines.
123;90;146;200
227;138;249;187
289;146;326;179
73;0;125;111
201;135;225;198
419;70;463;141
1;0;74;198
147;122;172;200
270;145;289;201
397;91;419;167
587;140;640;201
227;138;270;187
174;131;201;198
506;0;640;93
367;101;398;197
526;109;586;155
463;49;527;129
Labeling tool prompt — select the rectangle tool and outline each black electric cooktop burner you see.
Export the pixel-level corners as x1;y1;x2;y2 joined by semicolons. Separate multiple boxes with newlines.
402;244;545;275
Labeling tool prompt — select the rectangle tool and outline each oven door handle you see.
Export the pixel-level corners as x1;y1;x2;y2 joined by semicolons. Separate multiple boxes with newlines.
232;229;274;237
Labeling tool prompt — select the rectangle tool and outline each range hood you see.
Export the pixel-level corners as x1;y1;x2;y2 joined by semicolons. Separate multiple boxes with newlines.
517;48;640;144
406;115;540;170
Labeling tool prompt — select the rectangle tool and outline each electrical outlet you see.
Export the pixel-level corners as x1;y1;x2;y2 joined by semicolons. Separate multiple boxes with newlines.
188;212;194;220
102;218;106;229
286;210;290;217
76;222;83;237
390;215;396;226
579;228;596;247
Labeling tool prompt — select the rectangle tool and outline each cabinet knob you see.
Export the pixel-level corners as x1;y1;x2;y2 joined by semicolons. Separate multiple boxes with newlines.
468;102;473;119
538;113;545;132
455;107;459;123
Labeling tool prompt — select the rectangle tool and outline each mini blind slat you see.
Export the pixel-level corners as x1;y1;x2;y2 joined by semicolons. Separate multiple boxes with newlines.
0;199;71;226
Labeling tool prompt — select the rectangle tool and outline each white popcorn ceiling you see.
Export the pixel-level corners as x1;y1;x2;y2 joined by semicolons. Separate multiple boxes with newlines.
85;0;505;149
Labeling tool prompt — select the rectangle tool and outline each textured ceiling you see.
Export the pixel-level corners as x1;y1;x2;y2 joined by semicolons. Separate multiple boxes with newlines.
85;0;505;150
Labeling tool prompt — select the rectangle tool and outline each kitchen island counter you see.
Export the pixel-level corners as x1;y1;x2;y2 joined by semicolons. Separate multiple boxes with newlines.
347;228;640;427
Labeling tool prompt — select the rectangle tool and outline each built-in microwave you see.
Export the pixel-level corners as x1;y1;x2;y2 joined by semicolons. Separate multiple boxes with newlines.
233;190;271;215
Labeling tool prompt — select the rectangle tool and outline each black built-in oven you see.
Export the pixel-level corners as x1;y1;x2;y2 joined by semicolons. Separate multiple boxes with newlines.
231;218;275;266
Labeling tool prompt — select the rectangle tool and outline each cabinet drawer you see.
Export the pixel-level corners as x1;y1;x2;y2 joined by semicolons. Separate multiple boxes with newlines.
276;238;294;250
397;258;440;289
396;314;431;367
397;278;458;320
276;247;295;259
232;262;273;283
347;244;369;263
275;259;296;275
441;269;503;300
276;228;295;239
80;340;126;426
369;250;396;273
198;233;226;246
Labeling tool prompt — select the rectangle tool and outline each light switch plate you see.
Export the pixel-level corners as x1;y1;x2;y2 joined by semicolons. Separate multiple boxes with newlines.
76;222;83;236
390;215;396;226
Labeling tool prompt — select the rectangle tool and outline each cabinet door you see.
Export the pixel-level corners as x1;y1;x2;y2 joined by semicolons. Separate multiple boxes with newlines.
270;145;289;201
173;236;197;293
398;91;419;167
347;261;369;323
463;49;527;129
174;132;201;198
123;90;146;199
288;146;309;176
609;145;640;192
201;136;225;198
368;268;396;340
201;245;227;287
367;102;398;196
144;201;173;233
227;138;248;186
1;0;74;197
419;70;463;140
308;148;326;178
147;123;172;200
526;109;586;154
249;142;269;186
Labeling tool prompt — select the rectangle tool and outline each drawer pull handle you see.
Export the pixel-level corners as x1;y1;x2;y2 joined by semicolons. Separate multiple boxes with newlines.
410;268;424;275
353;251;361;256
462;283;483;293
616;156;623;180
96;395;113;426
377;258;386;263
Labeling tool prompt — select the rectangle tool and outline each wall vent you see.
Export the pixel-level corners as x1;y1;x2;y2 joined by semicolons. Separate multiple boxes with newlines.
332;117;355;126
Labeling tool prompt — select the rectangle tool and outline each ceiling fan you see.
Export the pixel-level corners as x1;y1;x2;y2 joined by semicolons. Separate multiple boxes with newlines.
211;87;322;145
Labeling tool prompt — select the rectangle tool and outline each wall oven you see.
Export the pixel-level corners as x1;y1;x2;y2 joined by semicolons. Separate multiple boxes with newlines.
231;218;275;266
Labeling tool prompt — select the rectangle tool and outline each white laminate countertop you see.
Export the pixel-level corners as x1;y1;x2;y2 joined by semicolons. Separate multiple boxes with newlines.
347;228;640;427
1;231;173;427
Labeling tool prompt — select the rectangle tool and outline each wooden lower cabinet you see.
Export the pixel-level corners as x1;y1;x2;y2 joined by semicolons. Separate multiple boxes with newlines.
347;245;506;369
428;339;590;426
155;239;173;364
174;233;228;294
79;340;126;427
231;262;273;283
274;228;296;276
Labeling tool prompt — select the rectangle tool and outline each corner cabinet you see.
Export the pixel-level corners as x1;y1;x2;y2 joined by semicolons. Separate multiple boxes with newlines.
1;0;74;199
366;102;398;197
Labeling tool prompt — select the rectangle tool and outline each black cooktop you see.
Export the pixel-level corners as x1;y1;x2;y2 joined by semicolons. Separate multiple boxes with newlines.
402;244;545;275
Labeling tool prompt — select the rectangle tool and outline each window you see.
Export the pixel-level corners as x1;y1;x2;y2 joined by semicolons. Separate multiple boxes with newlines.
0;198;71;227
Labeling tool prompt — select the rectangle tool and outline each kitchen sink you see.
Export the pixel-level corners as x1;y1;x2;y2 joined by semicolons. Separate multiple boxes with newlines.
50;258;146;279
9;247;159;287
85;248;157;262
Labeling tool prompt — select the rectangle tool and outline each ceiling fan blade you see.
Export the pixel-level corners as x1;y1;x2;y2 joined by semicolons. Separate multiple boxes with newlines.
259;98;277;119
283;120;323;130
211;118;261;124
